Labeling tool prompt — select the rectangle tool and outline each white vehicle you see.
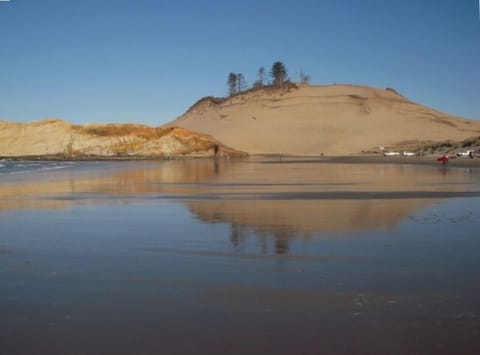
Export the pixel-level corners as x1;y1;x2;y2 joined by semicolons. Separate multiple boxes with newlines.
456;150;474;158
384;151;400;156
402;151;415;157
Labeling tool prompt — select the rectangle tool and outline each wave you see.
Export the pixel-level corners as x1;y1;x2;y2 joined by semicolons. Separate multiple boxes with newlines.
0;161;77;175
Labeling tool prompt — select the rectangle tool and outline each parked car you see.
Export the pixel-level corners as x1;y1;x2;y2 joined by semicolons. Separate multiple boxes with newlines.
456;150;474;158
383;151;400;156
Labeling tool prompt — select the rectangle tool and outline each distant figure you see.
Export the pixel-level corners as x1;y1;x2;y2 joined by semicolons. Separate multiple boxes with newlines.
213;144;219;156
437;155;449;165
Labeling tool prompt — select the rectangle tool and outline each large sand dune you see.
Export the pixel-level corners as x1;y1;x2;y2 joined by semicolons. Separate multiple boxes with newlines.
171;84;480;155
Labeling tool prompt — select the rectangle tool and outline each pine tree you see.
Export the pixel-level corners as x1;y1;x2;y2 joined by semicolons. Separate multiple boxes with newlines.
227;72;238;96
253;67;265;87
299;70;311;84
236;73;247;93
271;61;287;86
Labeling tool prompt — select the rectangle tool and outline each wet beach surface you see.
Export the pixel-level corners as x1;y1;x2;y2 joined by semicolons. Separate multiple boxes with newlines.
1;158;480;354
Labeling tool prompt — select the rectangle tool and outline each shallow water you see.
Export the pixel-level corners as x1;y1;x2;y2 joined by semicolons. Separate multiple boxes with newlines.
1;159;480;354
0;159;77;176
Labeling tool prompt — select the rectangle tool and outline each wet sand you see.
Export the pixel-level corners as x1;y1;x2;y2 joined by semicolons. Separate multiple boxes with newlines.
1;158;480;354
255;154;480;167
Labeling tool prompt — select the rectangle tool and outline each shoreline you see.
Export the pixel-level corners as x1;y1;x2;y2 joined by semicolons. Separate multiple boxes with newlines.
2;153;480;167
246;154;480;167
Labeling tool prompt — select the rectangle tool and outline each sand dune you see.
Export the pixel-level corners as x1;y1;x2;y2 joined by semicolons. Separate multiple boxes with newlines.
2;84;479;157
171;84;480;155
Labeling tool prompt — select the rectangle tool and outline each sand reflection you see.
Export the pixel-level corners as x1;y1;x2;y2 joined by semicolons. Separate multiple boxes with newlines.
189;199;432;252
1;159;478;240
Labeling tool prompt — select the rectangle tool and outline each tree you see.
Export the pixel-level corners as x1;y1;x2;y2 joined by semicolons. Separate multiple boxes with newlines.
299;70;311;84
271;61;287;86
227;72;237;96
236;73;247;93
253;66;265;87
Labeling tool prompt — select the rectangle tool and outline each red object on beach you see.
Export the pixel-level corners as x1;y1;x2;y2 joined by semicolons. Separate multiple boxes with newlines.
437;155;449;165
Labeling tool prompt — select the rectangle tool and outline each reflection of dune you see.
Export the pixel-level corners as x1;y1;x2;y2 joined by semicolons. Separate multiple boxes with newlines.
186;194;435;254
188;199;432;236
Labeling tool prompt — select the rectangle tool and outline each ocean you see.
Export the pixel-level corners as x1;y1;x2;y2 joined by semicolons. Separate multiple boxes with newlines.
0;159;77;176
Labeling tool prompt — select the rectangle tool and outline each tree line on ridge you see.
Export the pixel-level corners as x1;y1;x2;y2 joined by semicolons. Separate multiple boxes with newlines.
227;61;310;96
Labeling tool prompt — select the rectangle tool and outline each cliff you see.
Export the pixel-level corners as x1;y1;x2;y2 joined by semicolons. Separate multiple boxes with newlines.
0;119;244;158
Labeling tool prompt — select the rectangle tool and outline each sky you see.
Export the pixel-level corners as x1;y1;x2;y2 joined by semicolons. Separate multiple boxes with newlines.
1;0;479;125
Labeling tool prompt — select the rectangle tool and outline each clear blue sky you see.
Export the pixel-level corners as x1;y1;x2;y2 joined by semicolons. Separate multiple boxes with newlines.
1;0;479;125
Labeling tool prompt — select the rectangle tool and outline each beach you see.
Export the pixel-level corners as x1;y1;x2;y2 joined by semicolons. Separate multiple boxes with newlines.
1;158;480;354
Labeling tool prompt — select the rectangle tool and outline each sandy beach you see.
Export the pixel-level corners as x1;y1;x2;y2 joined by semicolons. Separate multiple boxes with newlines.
1;158;480;354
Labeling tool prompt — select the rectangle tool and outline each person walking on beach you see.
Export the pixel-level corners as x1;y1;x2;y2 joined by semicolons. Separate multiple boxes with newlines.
437;155;449;165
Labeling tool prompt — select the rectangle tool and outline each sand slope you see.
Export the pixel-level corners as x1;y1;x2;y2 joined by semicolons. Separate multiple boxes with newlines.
0;119;243;158
171;84;480;155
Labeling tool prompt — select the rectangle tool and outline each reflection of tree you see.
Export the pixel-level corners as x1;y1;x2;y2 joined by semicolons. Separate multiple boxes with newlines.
274;231;290;255
229;222;294;255
230;224;245;252
256;230;269;255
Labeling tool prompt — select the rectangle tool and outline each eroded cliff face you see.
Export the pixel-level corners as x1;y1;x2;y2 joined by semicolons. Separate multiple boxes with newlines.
0;119;244;158
0;119;72;157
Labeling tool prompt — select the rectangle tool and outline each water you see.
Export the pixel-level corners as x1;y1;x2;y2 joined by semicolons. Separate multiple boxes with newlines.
1;159;480;354
0;159;77;176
